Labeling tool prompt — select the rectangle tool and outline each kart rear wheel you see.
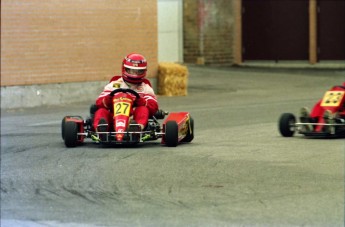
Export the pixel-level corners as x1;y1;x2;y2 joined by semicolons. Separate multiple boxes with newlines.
64;121;79;147
165;121;178;147
61;117;67;140
182;117;194;142
279;113;296;137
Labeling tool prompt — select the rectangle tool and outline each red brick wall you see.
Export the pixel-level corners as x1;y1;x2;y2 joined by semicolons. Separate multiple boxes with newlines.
183;0;234;65
1;0;158;86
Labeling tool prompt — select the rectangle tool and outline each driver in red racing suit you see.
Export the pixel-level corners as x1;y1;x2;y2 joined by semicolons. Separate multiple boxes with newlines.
93;53;158;137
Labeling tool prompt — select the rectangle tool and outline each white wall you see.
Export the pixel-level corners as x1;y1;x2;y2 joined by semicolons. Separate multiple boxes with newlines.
158;0;183;62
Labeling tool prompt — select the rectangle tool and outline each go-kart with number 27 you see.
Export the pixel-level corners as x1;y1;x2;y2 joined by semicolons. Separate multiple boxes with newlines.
61;88;194;147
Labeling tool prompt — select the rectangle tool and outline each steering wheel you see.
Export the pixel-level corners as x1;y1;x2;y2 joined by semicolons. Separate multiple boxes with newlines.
109;88;140;99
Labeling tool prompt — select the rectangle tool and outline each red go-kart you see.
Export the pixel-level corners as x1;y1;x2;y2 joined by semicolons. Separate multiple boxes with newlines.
279;84;345;138
62;88;194;147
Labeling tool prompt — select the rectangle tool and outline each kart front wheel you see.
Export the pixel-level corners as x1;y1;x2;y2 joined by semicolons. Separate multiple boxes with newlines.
165;121;178;147
64;121;79;147
279;113;296;137
62;116;83;140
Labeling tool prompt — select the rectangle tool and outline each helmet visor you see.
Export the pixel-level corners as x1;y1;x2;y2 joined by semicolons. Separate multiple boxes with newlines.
125;68;145;75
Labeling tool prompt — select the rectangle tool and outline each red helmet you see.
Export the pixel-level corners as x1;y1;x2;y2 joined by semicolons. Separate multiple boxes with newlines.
122;53;147;83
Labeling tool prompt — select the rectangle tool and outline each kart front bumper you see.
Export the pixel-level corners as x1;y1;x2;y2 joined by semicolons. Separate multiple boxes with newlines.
295;122;345;137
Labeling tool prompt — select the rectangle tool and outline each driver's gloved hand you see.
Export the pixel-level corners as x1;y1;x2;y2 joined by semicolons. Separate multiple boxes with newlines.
135;97;147;107
102;95;113;109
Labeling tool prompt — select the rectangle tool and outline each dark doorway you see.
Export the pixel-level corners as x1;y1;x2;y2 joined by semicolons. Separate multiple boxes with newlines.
318;0;345;60
242;0;309;61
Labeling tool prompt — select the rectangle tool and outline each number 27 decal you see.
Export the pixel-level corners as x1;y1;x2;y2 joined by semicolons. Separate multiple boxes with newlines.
114;102;130;116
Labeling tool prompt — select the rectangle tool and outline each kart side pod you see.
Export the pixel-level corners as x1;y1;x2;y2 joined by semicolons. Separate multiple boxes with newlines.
162;112;194;147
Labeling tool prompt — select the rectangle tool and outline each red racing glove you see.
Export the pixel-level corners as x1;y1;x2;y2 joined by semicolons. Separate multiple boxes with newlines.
102;95;113;109
135;97;147;107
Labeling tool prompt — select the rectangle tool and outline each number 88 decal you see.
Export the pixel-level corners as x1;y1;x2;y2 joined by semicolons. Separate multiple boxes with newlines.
321;91;345;107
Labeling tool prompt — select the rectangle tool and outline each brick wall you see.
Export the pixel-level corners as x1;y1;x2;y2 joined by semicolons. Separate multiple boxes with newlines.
1;0;158;86
183;0;235;65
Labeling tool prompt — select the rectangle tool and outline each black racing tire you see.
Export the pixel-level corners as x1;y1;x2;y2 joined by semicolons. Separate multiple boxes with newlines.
165;121;178;147
182;117;194;142
64;121;79;147
61;117;67;140
61;116;83;140
279;113;296;137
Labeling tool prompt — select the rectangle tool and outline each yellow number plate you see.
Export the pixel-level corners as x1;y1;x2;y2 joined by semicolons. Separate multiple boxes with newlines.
114;102;131;116
321;91;345;107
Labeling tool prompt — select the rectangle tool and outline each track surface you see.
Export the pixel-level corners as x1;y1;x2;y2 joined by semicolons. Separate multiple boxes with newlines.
1;66;344;226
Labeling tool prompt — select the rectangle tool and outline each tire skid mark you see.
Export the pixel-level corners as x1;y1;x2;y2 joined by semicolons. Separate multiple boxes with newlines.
2;143;57;154
1;180;18;194
119;152;138;160
35;187;62;199
123;183;193;209
62;186;97;204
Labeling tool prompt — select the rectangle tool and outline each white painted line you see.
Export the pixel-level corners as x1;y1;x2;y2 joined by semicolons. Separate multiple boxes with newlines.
28;121;61;127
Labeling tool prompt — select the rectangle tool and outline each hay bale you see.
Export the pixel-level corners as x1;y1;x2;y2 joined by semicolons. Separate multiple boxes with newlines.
157;62;188;96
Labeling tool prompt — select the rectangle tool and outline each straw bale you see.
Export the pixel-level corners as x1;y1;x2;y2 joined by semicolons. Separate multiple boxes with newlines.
157;62;188;96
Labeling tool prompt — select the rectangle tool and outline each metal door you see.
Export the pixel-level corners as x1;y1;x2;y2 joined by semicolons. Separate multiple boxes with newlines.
318;0;345;60
242;0;309;61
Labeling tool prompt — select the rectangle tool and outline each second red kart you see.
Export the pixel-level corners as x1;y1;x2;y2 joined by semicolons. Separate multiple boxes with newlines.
279;84;345;138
